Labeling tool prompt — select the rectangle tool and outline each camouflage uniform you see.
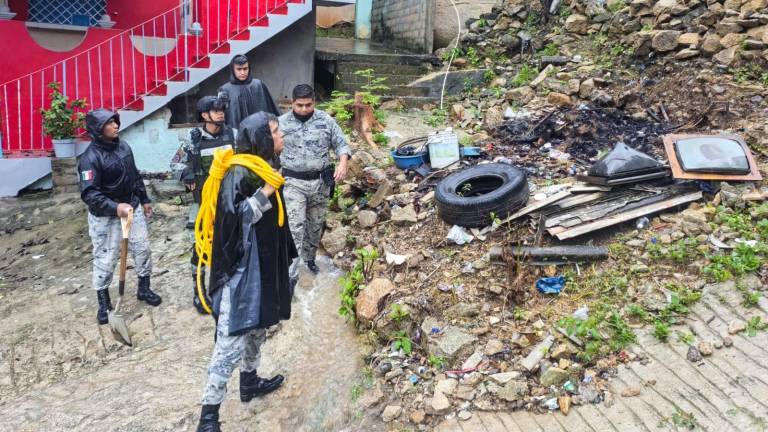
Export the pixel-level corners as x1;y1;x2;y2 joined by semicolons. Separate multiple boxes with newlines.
201;282;267;405
88;205;152;290
279;109;351;279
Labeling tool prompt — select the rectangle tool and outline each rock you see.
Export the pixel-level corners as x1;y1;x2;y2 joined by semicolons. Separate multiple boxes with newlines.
357;210;378;228
521;335;555;372
385;368;404;381
497;380;529;401
454;385;476;401
721;33;747;48
744;39;765;50
461;351;484;370
381;405;402;422
505;86;535;105
678;32;701;47
558;395;572;415
483;106;504;130
430;392;451;414
321;226;349;256
728;320;746;334
458;410;472;421
723;336;734;347
716;22;744;35
714;46;739;66
435;378;458;395
485;339;505;356
702;34;724;55
698;341;714;356
565;14;590;34
355;278;396;322
489;371;522;384
579;78;596;99
551;342;578;360
626;239;646;248
410;409;426;424
368;180;393;209
675;48;700;59
421;318;478;360
540;367;570;387
687;345;703;362
391;204;418;225
446;302;481;318
530;65;554;87
451;103;465;121
547;92;572;107
652;30;682;51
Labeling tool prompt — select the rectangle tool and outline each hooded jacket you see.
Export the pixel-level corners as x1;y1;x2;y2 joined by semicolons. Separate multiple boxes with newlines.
217;56;280;130
209;112;296;335
78;109;150;217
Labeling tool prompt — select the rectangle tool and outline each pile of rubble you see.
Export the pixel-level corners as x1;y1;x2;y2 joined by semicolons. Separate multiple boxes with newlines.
314;0;768;429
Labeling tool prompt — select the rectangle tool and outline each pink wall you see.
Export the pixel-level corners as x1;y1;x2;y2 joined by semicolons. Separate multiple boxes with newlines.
0;21;120;84
108;0;179;30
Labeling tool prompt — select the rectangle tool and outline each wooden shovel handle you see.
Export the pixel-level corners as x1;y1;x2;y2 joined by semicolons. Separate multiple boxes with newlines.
118;208;133;296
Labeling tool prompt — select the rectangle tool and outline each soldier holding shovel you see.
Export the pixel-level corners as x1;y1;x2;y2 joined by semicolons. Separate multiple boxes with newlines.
78;109;162;326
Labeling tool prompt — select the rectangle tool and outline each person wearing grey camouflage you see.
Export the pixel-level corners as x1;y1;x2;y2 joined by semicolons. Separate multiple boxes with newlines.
279;84;351;284
78;109;162;325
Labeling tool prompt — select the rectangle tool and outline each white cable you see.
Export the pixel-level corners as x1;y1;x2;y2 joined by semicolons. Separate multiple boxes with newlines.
440;0;462;112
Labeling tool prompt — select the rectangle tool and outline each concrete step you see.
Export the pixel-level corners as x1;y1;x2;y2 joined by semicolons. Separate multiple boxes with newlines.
336;61;433;76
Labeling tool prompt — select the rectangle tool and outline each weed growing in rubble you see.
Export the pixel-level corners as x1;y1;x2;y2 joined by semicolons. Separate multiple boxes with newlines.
757;219;768;239
653;321;670;341
389;304;409;322
428;355;446;369
704;243;765;282
559;305;635;362
339;248;379;322
731;64;768;87
677;331;695;345
391;330;413;354
322;91;354;124
743;291;761;308
540;42;559;57
641;23;654;32
424;109;447;127
607;0;627;13
442;47;464;62
372;132;389;147
511;64;539;87
626;304;649;321
664;408;697;429
746;316;768;337
354;68;389;107
465;47;481;66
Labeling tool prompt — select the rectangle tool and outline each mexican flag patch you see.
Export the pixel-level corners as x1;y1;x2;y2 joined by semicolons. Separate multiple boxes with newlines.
81;170;94;181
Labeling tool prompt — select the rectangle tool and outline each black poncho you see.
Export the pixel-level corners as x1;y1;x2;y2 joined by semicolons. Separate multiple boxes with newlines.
218;57;281;131
208;112;296;335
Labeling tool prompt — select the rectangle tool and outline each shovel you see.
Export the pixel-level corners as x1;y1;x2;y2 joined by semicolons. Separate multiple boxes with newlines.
109;208;133;346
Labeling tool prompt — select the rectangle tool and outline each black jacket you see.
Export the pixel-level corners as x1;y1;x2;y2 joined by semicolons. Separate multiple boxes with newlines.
78;109;150;217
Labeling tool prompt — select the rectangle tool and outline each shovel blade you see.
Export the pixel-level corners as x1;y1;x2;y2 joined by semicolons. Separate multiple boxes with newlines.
108;311;132;346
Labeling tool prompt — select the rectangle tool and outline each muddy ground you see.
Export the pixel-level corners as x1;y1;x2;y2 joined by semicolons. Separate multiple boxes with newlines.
0;193;378;432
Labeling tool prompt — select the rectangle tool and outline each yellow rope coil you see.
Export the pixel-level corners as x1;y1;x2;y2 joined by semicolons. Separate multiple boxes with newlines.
194;147;285;314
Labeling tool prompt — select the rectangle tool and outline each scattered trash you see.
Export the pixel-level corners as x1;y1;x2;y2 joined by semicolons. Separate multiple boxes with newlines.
534;193;548;201
460;262;475;274
579;142;668;186
543;397;559;410
427;129;460;169
572;306;589;321
636;216;650;230
663;134;762;181
408;375;419;384
563;380;577;394
536;276;565;294
32;255;45;259
447;225;474;245
385;251;411;266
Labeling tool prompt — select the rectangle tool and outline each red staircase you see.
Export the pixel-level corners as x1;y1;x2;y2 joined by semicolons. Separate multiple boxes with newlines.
0;0;307;157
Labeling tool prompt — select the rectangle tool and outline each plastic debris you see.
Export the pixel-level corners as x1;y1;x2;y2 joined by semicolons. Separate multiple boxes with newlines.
635;216;650;230
536;276;565;294
572;306;589;321
408;375;419;384
461;262;475;274
385;251;411;266
563;380;577;394
544;398;560;410
447;225;474;245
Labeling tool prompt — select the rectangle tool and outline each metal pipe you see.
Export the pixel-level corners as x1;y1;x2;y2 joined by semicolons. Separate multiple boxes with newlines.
120;34;126;107
97;47;104;107
109;39;115;110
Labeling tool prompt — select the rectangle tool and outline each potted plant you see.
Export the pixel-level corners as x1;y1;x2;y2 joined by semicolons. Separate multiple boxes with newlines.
40;82;87;158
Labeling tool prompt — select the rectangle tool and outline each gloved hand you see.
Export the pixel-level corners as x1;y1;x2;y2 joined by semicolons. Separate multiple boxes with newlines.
190;128;202;144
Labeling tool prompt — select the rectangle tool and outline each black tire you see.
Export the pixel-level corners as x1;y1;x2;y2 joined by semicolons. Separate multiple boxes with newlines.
435;163;529;228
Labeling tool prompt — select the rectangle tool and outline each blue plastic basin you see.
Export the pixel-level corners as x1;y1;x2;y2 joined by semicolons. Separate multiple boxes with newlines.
391;150;428;170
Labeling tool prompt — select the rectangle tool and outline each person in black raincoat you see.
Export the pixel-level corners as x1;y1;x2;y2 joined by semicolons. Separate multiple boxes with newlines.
78;109;162;326
217;54;280;131
196;112;296;432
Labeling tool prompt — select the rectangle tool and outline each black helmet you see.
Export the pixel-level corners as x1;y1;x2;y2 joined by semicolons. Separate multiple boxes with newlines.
196;96;227;122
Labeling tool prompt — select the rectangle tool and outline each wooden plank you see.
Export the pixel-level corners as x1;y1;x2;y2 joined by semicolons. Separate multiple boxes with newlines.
503;190;572;222
553;191;703;240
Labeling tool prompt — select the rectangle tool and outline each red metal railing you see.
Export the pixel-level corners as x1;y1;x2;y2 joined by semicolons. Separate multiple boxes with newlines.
0;0;302;157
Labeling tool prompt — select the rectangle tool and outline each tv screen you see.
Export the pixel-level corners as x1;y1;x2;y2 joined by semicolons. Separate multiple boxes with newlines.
674;137;750;174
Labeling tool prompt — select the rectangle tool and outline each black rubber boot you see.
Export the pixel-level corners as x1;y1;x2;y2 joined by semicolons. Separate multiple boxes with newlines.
306;260;319;275
96;289;113;325
240;370;284;402
137;276;162;306
196;404;221;432
193;272;209;315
